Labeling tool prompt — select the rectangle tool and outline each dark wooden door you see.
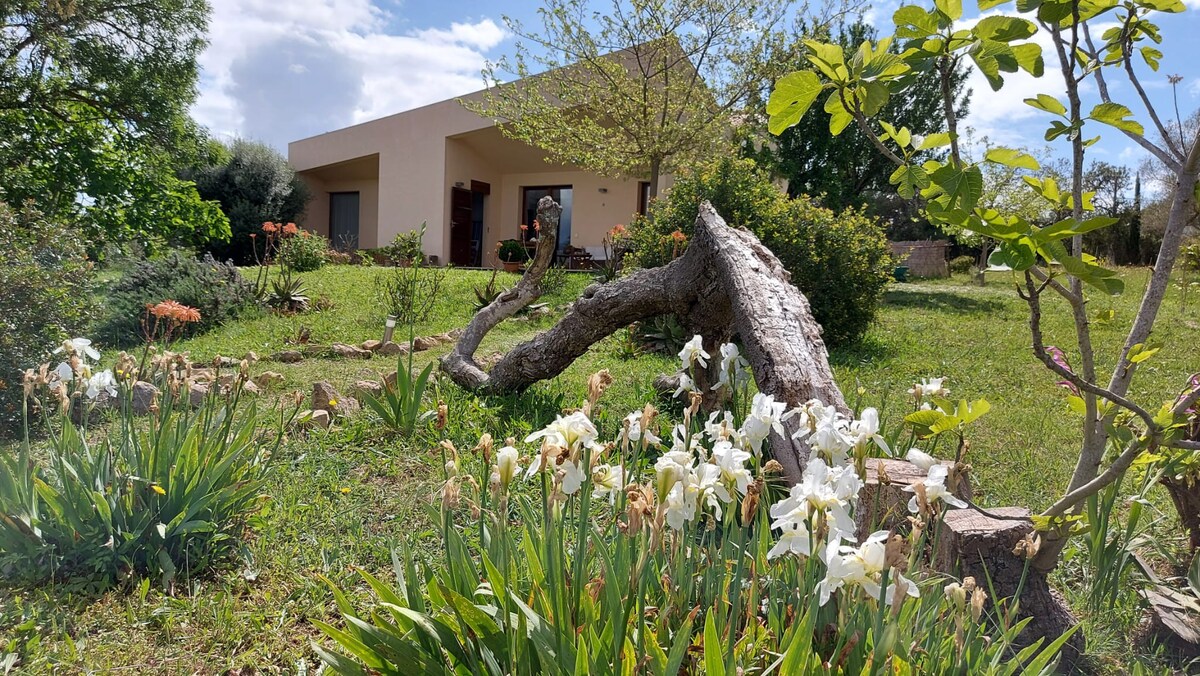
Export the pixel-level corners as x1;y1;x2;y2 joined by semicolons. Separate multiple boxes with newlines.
450;187;473;266
329;192;360;251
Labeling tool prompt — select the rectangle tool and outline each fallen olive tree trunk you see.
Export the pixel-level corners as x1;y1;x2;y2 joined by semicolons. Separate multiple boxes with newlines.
442;200;846;481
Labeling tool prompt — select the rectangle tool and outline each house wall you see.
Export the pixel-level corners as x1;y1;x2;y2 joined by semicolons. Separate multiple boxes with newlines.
494;171;645;254
290;97;493;257
290;95;673;263
440;141;670;263
891;241;950;278
443;137;503;263
299;175;380;248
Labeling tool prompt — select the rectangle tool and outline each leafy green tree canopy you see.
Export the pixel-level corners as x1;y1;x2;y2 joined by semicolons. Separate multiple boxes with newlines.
465;0;802;197
764;20;970;216
0;0;227;249
187;140;310;265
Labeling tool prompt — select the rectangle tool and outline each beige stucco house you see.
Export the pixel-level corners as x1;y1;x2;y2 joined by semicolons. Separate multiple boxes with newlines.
288;89;663;267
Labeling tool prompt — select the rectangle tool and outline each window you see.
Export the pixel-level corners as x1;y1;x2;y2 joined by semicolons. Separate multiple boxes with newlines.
522;186;572;254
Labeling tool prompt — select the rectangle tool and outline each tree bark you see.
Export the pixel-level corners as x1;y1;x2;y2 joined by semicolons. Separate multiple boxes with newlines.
935;507;1084;670
440;196;561;389
441;201;846;481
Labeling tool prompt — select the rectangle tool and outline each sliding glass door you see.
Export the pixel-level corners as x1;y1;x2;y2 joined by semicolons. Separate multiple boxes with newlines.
522;186;572;255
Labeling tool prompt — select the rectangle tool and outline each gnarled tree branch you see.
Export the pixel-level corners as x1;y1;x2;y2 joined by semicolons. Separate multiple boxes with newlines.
441;202;847;482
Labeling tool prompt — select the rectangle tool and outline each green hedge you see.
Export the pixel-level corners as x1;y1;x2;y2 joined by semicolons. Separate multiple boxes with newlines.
627;158;893;346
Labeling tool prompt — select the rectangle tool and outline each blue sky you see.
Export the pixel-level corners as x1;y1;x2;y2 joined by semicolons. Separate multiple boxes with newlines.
193;0;1200;189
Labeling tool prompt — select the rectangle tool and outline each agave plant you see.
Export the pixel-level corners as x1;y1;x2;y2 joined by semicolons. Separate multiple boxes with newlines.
268;274;309;312
636;313;688;356
360;353;434;437
473;269;504;312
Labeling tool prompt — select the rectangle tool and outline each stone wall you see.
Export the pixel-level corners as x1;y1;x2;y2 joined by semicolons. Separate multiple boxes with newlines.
891;240;950;278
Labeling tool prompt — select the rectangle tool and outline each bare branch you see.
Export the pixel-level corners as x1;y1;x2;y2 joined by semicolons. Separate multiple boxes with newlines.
1081;22;1182;173
1023;273;1158;432
1042;436;1153;517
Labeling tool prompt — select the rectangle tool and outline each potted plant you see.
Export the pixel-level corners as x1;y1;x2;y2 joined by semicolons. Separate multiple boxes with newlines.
498;239;527;273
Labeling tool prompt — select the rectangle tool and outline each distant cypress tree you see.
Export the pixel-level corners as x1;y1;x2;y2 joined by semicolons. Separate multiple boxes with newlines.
1129;173;1143;264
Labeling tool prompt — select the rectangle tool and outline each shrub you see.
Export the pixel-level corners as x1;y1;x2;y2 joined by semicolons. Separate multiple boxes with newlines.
0;344;284;591
950;254;976;275
0;204;96;434
188;140;309;265
375;224;444;324
628;157;893;346
278;231;329;272
1183;239;1200;272
384;230;425;265
96;251;257;346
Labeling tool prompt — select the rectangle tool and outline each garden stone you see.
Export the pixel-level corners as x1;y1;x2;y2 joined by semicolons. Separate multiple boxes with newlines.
271;350;303;363
212;356;239;368
313;381;359;416
377;341;407;357
413;336;439;351
296;409;330;430
433;333;454;344
331;342;372;359
351;380;383;401
361;340;382;352
191;368;213;383
243;351;259;363
72;391;117;423
189;382;209;407
241;380;260;396
254;371;285;389
383;369;423;391
132;381;159;415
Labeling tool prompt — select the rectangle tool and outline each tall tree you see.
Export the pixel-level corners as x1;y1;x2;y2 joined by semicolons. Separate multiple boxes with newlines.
766;20;970;215
0;0;227;248
464;0;812;198
187;140;310;265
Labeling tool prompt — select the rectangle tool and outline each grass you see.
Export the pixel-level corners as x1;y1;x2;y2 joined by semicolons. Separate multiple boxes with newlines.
2;262;1198;672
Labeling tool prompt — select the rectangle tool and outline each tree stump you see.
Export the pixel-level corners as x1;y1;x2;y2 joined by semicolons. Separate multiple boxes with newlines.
855;458;972;541
935;507;1083;669
442;201;845;483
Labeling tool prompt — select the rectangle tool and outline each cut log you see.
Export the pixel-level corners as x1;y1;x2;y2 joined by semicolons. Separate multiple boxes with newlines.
935;507;1083;669
442;201;846;481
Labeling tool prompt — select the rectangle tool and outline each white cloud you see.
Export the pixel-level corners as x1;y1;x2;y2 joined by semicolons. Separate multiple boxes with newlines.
193;0;505;149
955;14;1119;152
860;1;904;29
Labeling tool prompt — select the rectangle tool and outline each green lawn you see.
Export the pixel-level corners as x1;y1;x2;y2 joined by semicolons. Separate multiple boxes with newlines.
3;263;1197;672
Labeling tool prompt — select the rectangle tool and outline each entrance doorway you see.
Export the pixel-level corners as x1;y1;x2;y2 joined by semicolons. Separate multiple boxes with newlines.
329;192;360;251
450;181;489;266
